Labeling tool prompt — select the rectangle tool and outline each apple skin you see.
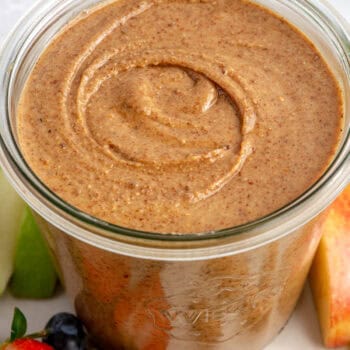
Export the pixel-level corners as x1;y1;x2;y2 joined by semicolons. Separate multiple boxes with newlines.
309;185;350;348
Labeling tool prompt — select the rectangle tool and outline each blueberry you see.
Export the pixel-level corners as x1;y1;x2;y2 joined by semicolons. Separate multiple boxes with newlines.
43;313;87;350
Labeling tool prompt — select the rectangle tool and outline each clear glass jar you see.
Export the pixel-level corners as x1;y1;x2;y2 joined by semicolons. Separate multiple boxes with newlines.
0;0;349;349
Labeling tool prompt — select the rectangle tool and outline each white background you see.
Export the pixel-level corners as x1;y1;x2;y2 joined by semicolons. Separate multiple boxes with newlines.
0;1;349;349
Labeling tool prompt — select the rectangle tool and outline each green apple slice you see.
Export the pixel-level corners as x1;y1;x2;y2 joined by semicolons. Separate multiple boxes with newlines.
0;168;25;295
10;206;58;299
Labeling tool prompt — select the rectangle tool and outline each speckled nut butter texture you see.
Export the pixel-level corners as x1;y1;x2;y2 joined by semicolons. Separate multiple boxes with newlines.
17;0;343;233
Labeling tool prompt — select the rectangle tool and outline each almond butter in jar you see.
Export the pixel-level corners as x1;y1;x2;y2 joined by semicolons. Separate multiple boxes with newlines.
0;0;349;349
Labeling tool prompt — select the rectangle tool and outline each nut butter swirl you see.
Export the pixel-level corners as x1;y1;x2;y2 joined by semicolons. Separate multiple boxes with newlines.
17;0;342;232
56;1;257;204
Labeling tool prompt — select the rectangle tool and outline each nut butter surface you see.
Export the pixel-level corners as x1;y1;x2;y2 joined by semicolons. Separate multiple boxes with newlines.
17;0;343;233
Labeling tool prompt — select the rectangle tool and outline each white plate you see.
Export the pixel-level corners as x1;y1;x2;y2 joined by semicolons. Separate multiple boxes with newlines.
0;0;349;349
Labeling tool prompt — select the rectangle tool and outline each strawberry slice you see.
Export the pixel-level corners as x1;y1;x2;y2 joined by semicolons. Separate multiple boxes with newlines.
1;339;53;350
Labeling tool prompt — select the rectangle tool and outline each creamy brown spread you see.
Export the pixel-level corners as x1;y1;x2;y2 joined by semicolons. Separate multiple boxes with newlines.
17;0;343;233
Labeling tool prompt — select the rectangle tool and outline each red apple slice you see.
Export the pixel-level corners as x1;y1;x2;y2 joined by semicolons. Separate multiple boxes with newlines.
309;185;350;348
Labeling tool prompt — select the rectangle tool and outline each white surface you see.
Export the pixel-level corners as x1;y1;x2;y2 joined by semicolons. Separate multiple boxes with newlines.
0;0;349;349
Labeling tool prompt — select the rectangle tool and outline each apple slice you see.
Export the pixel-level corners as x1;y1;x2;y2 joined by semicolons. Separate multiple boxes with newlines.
309;185;350;348
9;206;58;299
0;168;25;295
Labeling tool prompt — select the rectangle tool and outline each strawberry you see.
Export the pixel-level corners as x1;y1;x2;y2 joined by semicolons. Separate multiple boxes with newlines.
0;309;53;350
1;339;53;350
0;308;87;350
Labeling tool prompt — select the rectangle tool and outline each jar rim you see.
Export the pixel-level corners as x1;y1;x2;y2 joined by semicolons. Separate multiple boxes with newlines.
0;0;349;260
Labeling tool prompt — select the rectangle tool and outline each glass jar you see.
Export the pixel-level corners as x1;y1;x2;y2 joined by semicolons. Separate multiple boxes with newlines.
0;0;349;349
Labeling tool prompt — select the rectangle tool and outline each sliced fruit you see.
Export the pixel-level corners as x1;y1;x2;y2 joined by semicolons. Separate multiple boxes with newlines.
9;207;58;299
1;339;54;350
309;185;350;348
0;168;25;295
